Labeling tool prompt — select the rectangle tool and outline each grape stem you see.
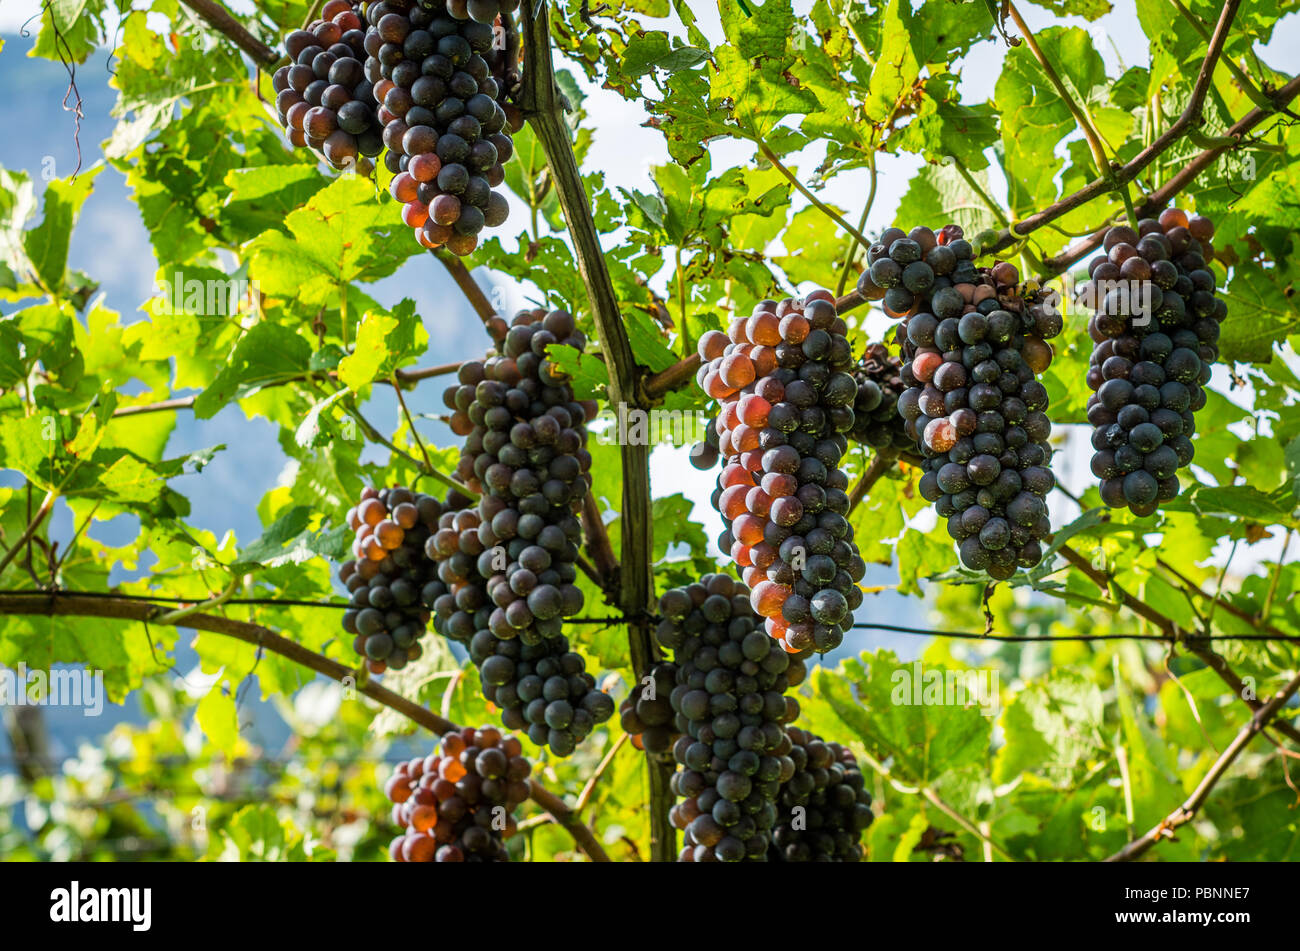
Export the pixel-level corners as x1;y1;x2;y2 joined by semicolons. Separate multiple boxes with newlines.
755;141;872;250
0;592;612;862
852;744;1012;861
0;490;58;582
343;395;479;499
390;374;435;474
1007;2;1112;181
1260;530;1292;623
834;153;877;298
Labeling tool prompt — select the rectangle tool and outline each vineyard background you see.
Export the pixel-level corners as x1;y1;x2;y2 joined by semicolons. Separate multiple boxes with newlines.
0;0;1299;862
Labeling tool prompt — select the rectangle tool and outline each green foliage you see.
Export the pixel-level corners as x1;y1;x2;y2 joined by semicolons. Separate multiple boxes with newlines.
1;0;1297;864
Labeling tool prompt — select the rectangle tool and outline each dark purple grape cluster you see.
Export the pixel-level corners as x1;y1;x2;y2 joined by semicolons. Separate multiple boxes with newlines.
1084;208;1222;515
273;0;383;171
383;726;529;862
656;574;809;862
848;342;911;452
769;727;873;862
363;0;514;255
694;289;868;654
886;225;1062;579
340;485;472;673
435;309;614;755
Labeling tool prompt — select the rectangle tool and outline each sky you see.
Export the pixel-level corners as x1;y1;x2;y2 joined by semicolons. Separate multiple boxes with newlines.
1;0;1298;728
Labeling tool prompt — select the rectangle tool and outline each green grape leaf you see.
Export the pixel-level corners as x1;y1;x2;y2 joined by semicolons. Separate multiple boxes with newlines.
193;322;313;419
22;167;102;297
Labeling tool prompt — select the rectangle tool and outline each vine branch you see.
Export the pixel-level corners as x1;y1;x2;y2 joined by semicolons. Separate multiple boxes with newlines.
1106;668;1300;861
518;0;673;861
981;0;1246;263
0;592;609;862
432;249;499;329
110;362;462;419
756;142;871;250
1044;70;1300;275
178;0;278;66
1007;2;1111;178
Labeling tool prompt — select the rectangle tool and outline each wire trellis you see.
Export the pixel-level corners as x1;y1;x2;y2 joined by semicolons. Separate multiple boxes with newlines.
2;589;1297;643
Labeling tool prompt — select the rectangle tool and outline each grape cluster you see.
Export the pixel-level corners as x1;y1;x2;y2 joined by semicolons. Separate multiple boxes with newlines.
383;726;530;862
340;485;469;673
769;727;873;862
363;0;514;255
695;289;868;654
274;1;383;171
849;342;911;452
656;575;808;862
1084;208;1221;515
618;661;679;755
884;225;1062;579
438;308;614;755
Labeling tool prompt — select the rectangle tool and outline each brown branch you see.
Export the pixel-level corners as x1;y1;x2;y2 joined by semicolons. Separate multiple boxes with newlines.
179;0;278;66
110;362;463;418
645;354;700;401
981;0;1244;263
0;491;57;581
581;492;620;595
847;451;897;513
1155;557;1293;640
519;0;673;862
525;783;612;861
1044;71;1300;275
834;288;866;318
1149;558;1300;745
0;592;610;862
1187;641;1300;746
574;731;629;813
1061;546;1300;750
431;249;499;330
1057;544;1181;635
1106;668;1300;861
